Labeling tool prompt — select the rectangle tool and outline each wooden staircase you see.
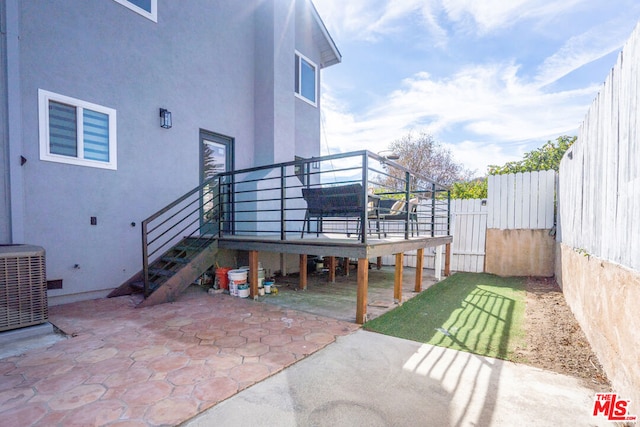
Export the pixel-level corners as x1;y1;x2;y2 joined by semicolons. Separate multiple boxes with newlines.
108;236;218;307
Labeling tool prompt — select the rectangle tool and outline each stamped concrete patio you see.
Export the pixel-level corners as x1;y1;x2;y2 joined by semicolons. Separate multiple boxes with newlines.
0;286;362;426
0;264;428;426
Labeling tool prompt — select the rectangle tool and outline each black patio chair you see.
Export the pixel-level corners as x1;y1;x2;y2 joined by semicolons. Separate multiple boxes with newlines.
379;198;419;236
301;183;379;238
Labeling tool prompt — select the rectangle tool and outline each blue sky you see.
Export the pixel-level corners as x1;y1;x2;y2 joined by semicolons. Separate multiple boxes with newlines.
313;0;640;176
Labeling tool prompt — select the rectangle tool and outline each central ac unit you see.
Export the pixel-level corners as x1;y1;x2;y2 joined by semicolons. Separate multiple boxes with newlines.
0;245;48;332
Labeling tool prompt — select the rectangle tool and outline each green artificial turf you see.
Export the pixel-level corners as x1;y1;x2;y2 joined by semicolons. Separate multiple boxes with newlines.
364;272;526;360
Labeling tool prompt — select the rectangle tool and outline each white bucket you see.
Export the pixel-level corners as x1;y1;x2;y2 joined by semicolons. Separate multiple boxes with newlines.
228;269;248;297
264;281;273;294
237;284;250;298
239;266;265;288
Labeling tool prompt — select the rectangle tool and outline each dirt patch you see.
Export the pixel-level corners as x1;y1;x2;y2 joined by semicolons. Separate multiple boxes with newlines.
513;277;610;389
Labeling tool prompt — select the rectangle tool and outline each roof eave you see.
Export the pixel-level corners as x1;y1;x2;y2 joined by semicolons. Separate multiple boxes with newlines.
309;0;341;68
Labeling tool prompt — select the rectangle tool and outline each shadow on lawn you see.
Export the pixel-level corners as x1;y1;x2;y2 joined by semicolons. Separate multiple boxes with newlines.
364;272;526;360
364;272;526;427
431;286;517;359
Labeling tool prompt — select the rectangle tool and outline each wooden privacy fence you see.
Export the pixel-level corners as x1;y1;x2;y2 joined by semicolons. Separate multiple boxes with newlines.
555;21;640;410
388;199;486;272
385;170;556;273
558;25;640;269
487;171;555;230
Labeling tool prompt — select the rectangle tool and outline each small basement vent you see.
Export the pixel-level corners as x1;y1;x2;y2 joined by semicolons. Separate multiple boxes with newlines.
0;245;48;332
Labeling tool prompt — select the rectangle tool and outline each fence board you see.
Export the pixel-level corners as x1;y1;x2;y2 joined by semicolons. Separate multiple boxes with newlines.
487;175;496;228
387;168;556;272
391;198;487;273
514;173;523;228
559;22;640;270
487;170;555;230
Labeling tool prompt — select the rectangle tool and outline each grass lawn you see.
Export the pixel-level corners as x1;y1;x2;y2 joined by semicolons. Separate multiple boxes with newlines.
364;272;526;360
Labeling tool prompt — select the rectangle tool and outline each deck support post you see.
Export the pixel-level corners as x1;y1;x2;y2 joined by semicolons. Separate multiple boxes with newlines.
394;253;404;303
249;250;259;298
356;258;369;324
328;256;336;283
299;254;307;290
444;243;451;276
435;245;443;280
376;256;382;270
280;253;288;277
415;248;424;292
343;257;350;276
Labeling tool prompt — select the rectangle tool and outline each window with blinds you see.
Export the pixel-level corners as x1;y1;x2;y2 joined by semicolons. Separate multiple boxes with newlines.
39;90;117;170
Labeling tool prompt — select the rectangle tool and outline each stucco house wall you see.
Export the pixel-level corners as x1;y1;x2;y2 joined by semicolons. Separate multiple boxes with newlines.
1;0;339;304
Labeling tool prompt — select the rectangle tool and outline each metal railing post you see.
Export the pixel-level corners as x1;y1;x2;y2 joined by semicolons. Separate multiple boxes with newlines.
142;221;150;297
280;165;286;241
217;176;223;237
230;174;235;235
431;183;436;237
404;172;411;239
361;153;369;243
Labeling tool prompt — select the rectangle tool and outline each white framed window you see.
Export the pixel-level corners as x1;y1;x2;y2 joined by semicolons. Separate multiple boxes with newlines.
112;0;157;22
38;89;117;170
295;51;317;107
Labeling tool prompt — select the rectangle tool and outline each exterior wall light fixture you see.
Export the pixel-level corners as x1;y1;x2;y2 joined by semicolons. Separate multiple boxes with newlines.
160;108;172;129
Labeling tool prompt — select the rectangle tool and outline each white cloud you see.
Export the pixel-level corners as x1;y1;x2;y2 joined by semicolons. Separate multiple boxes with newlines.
443;140;522;176
313;0;639;174
321;62;599;172
313;0;449;43
314;0;590;42
440;0;585;34
536;18;636;87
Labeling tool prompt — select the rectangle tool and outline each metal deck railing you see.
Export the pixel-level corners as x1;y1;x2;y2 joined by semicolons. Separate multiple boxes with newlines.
140;150;451;295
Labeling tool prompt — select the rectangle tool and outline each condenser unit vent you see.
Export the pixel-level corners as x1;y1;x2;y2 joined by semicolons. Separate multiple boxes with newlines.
0;245;48;332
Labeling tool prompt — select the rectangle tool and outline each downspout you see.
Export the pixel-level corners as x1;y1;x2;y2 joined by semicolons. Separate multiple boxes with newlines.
3;0;25;243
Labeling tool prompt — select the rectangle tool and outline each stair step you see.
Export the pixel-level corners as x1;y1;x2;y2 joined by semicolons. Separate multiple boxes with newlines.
161;256;191;264
173;245;203;253
131;281;161;292
138;241;218;308
173;238;215;253
149;268;175;278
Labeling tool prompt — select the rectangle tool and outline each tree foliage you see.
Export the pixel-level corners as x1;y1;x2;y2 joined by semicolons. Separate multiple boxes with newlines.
448;135;576;199
488;135;576;175
450;179;487;199
384;132;472;190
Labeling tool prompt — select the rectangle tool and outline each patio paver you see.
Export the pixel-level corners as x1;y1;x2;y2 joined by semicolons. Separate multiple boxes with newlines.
0;287;359;426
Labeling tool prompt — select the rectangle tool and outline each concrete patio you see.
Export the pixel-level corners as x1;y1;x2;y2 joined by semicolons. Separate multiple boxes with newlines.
0;267;607;426
0;265;422;426
0;286;361;426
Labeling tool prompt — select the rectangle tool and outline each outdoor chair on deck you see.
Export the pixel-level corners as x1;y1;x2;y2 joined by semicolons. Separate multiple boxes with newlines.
379;198;419;236
301;183;380;238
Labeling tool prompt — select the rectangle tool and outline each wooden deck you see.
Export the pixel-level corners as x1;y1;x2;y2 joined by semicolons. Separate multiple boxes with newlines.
217;233;453;324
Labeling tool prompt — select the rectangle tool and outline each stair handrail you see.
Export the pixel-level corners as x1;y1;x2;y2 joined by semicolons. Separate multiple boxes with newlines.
142;176;221;296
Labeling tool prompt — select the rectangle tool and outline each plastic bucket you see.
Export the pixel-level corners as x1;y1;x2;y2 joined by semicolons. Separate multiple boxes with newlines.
228;269;248;296
264;281;274;294
237;284;250;298
215;267;232;290
239;266;265;288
